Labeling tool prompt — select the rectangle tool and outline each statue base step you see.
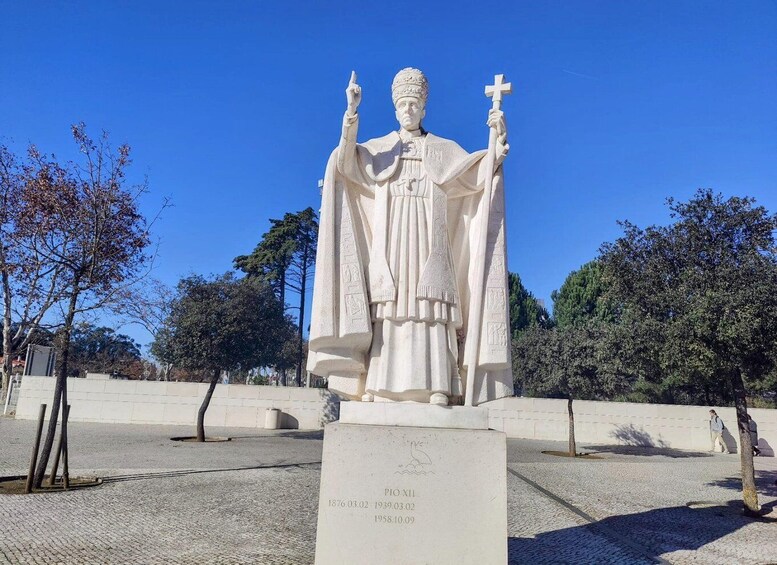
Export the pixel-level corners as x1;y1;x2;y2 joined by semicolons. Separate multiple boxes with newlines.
314;422;507;564
339;401;489;429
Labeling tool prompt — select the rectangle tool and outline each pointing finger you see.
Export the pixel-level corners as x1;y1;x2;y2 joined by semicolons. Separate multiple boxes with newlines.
350;70;357;84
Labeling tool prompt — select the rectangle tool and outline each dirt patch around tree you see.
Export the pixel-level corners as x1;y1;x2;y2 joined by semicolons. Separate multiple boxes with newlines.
170;436;232;442
541;450;603;459
0;475;102;495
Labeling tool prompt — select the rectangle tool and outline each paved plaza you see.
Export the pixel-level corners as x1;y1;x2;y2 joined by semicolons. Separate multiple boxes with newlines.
0;418;775;564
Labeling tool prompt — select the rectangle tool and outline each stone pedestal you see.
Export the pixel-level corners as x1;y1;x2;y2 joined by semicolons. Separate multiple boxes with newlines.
314;413;507;564
339;401;489;430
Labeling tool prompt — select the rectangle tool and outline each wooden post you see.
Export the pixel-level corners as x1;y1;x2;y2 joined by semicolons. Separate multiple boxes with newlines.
47;404;70;486
62;404;70;489
25;403;47;494
47;434;63;486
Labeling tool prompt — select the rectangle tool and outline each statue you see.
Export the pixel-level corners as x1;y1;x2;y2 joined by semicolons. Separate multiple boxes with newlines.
307;68;514;406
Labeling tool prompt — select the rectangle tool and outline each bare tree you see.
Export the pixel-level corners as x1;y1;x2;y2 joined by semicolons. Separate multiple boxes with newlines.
0;145;68;392
20;124;166;488
115;278;175;380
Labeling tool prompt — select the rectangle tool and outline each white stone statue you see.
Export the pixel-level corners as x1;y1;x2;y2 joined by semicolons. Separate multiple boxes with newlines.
307;68;514;406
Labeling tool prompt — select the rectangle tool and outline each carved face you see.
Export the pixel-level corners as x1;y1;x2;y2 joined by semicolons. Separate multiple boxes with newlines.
394;96;425;131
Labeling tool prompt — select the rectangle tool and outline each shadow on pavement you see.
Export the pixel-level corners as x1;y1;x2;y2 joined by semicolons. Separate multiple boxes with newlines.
221;430;324;441
583;444;713;459
508;500;770;565
706;469;777;497
101;461;322;483
280;430;324;440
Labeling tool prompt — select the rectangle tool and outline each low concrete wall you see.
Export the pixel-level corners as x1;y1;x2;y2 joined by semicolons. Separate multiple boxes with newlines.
486;397;777;456
15;377;776;454
15;376;340;430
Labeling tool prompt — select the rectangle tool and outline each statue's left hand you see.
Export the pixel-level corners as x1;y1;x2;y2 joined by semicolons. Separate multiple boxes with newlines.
488;109;509;162
487;109;507;140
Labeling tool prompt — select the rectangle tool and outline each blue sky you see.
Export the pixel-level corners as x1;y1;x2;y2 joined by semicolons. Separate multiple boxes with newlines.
2;1;776;349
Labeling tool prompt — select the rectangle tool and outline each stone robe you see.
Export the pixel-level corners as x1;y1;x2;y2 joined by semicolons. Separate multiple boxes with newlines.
307;116;513;405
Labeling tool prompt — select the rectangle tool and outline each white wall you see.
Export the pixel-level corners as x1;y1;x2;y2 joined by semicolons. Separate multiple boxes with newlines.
15;377;776;455
15;376;340;430
486;397;777;456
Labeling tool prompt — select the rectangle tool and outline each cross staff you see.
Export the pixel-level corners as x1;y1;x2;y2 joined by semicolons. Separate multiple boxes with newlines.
464;74;512;407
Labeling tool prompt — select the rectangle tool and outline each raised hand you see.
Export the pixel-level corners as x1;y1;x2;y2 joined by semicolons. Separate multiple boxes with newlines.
346;71;362;116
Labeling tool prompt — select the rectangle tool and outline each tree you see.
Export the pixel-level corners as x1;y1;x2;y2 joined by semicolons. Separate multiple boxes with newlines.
0;144;69;392
115;278;175;380
514;322;627;456
508;272;552;393
235;207;318;386
67;324;143;378
600;189;777;514
551;261;613;329
152;273;290;441
23;124;160;489
508;272;551;339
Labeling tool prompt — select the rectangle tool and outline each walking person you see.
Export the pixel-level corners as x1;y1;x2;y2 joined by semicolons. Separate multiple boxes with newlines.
709;410;730;454
748;414;762;456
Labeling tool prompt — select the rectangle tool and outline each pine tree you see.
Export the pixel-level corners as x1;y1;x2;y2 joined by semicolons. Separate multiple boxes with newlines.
235;208;318;386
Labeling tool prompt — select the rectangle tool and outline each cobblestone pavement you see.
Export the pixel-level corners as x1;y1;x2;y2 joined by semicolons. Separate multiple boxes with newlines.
1;418;775;564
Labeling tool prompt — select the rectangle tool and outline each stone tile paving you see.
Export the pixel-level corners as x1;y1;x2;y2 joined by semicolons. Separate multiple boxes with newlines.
506;472;654;564
506;439;777;564
0;418;775;564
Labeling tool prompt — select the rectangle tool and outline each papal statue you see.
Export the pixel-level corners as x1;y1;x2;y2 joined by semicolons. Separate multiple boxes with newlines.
307;68;514;406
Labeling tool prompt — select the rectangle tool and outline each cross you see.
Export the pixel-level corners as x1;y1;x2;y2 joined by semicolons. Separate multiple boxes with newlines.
484;74;512;110
395;178;415;192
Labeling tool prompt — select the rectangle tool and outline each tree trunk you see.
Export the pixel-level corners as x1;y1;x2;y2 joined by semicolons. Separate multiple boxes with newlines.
33;290;78;488
279;269;286;311
2;265;13;393
1;336;10;394
295;242;308;388
568;397;576;457
196;369;220;442
731;368;759;515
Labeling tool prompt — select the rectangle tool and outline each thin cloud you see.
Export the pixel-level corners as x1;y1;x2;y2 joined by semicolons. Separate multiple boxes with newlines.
562;69;597;80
